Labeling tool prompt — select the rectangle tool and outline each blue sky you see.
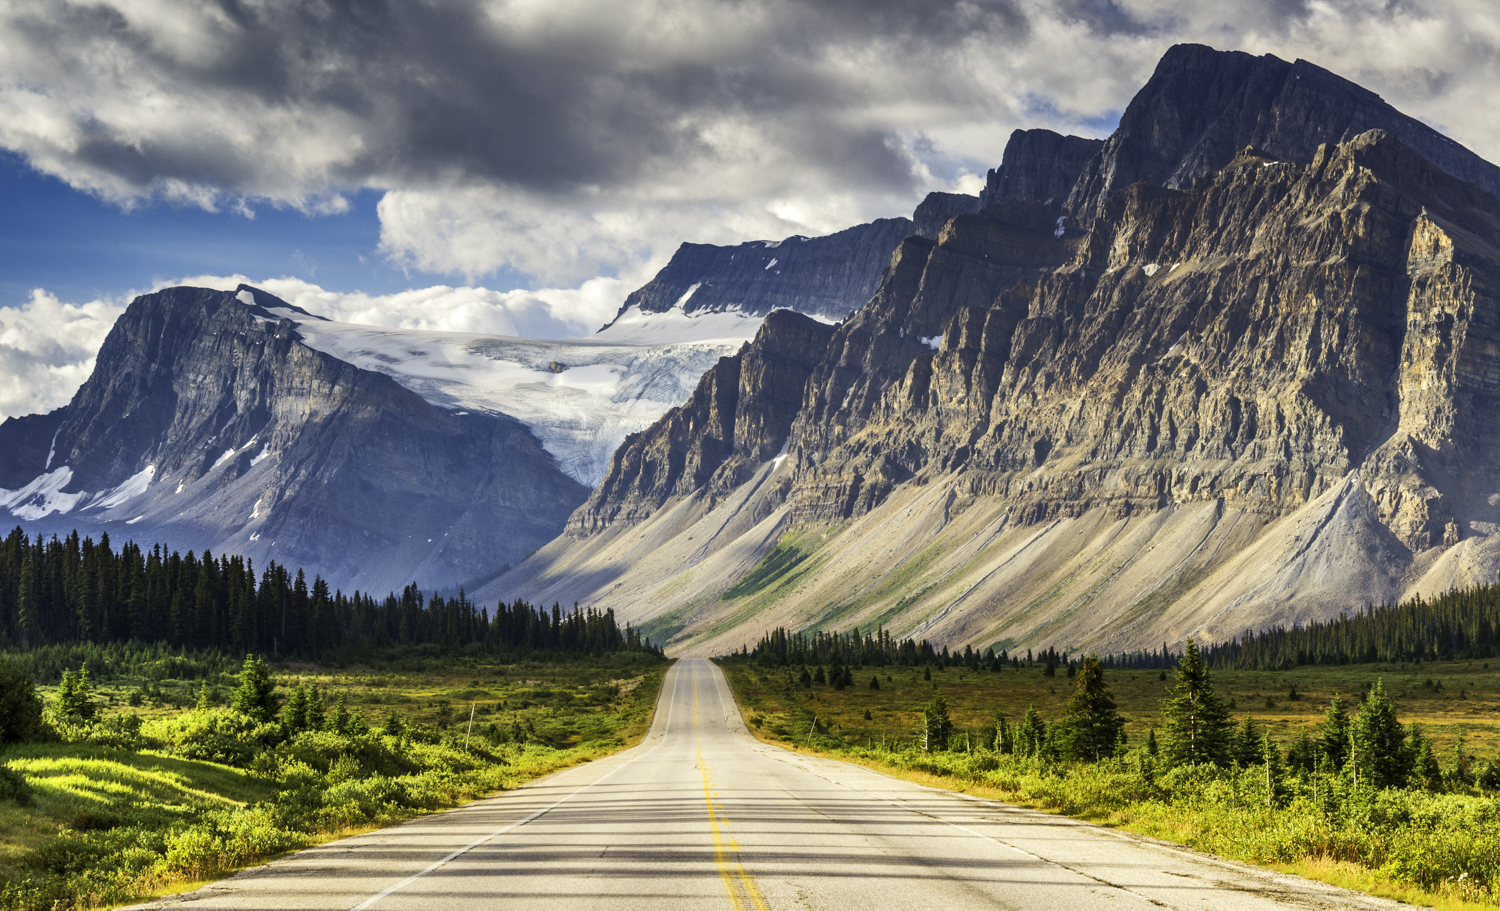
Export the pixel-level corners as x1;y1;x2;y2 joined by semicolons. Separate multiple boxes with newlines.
0;152;532;308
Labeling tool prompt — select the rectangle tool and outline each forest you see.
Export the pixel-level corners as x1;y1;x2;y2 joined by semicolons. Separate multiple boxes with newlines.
0;527;661;660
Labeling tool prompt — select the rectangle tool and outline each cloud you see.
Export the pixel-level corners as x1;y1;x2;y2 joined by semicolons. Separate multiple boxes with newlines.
0;289;124;420
1;0;1498;287
161;274;632;340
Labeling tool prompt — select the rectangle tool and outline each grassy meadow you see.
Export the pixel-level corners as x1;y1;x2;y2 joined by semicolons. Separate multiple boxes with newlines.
0;648;666;911
720;657;1500;910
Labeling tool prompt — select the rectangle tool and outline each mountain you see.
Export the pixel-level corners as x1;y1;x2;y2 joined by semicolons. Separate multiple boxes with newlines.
0;285;762;593
490;45;1500;659
1066;43;1500;225
0;285;588;593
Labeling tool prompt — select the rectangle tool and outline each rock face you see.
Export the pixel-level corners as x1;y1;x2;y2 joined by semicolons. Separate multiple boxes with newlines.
913;192;982;239
1066;44;1500;225
494;45;1500;658
0;285;587;594
980;129;1103;208
611;218;916;323
570;309;835;534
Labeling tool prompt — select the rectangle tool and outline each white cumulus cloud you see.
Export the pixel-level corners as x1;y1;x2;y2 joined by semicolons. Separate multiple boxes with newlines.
0;290;125;420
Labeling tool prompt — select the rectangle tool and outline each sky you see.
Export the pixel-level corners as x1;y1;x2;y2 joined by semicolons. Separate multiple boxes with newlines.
4;0;1500;421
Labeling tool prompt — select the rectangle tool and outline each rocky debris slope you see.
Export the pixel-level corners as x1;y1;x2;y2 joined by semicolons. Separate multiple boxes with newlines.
1067;43;1500;226
571;310;835;534
0;285;587;594
497;45;1500;657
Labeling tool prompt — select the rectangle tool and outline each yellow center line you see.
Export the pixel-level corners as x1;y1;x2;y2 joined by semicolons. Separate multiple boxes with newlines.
693;673;769;911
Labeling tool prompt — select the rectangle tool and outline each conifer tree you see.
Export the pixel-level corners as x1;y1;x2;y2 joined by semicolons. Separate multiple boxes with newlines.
922;694;954;753
1321;696;1350;769
1233;716;1262;768
1055;655;1125;761
1160;639;1231;767
0;660;43;744
1350;679;1406;789
1016;704;1047;758
869;675;880;691
281;685;310;733
232;655;279;723
55;664;98;722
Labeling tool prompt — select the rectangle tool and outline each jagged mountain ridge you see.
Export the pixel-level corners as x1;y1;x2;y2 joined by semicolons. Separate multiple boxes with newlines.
0;285;588;594
491;45;1500;658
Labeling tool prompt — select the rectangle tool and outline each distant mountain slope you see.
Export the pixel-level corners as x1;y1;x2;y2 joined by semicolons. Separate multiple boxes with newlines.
492;45;1500;659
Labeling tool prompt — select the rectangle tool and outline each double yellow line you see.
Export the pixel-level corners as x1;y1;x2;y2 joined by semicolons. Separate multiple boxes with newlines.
695;681;769;911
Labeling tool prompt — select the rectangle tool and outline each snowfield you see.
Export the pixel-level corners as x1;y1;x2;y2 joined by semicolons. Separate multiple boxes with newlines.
261;298;764;486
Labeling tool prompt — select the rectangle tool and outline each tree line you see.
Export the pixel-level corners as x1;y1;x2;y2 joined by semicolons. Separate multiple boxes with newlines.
735;625;1072;672
0;527;662;659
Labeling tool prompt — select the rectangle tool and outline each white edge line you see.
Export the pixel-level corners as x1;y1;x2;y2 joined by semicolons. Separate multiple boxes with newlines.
349;660;684;911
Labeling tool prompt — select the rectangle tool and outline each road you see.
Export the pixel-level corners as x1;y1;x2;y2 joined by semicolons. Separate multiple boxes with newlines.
141;658;1404;911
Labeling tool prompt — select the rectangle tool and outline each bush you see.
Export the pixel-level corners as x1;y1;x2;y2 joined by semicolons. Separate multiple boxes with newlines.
142;709;279;766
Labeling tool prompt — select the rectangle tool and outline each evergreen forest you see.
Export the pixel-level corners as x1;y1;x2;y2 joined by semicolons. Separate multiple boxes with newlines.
0;527;661;659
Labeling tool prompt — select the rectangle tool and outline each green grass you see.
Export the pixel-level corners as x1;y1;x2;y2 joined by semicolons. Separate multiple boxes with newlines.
719;658;1500;909
0;656;667;911
722;541;810;600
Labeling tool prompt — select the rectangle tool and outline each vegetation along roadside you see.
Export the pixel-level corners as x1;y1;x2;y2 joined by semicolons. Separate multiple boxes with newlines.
0;527;668;911
718;586;1500;910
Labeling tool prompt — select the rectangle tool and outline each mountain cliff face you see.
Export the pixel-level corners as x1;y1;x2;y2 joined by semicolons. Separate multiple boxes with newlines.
0;285;587;593
492;45;1500;658
612;218;916;324
1066;44;1500;225
570;309;835;534
981;129;1103;208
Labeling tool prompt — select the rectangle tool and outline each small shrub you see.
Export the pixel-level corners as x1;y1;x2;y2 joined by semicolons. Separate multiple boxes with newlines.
0;762;32;805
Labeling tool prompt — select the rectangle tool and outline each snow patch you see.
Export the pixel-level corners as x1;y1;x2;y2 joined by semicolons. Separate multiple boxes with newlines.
673;282;702;309
0;467;87;519
251;448;272;466
236;289;257;306
127;516;145;525
762;239;781;249
1054;216;1067;238
764;258;778;270
1161;332;1188;360
1143;263;1161;277
92;465;155;510
250;496;265;520
918;336;941;350
212;449;237;469
175;481;186;494
249;532;260;541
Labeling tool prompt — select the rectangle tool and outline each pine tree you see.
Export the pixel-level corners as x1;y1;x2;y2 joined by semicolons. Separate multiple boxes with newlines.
1350;679;1406;789
231;655;279;723
922;694;954;753
1160;639;1232;767
1407;723;1441;790
869;675;880;691
281;685;310;733
1055;655;1125;761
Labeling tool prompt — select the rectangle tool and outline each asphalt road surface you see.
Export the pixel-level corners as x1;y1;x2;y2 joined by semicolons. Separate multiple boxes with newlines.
138;658;1406;911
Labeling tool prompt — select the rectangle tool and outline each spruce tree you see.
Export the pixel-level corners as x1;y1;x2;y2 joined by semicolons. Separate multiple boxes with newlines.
1233;716;1262;768
232;655;279;723
1016;704;1047;758
0;660;44;744
55;664;98;722
1321;696;1350;768
1055;655;1125;761
1350;679;1406;789
1160;639;1231;767
922;694;954;753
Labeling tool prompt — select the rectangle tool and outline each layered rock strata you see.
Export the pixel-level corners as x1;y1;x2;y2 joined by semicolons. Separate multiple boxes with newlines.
570;309;835;534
